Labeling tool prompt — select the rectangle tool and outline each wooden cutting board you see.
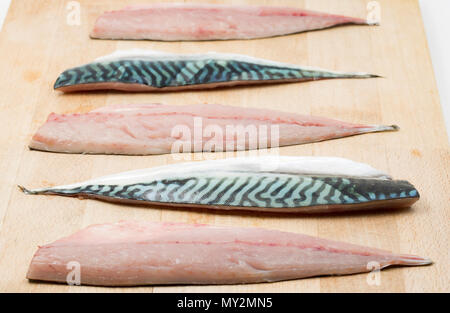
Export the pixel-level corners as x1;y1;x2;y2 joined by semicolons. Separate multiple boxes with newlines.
0;0;448;293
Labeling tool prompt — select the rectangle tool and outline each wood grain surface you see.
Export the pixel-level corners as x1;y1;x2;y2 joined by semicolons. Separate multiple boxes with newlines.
0;0;448;293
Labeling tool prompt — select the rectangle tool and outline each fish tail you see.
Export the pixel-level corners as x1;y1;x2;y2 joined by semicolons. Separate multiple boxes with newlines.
346;16;379;26
18;185;46;195
343;72;382;79
359;125;400;134
18;185;32;194
318;71;381;79
366;73;382;78
367;21;380;26
393;254;433;266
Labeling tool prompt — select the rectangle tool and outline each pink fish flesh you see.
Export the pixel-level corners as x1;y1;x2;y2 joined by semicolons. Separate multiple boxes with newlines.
29;103;398;155
26;221;431;286
91;3;375;41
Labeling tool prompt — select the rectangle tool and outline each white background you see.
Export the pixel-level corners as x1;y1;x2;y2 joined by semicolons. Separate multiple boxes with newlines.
0;0;448;136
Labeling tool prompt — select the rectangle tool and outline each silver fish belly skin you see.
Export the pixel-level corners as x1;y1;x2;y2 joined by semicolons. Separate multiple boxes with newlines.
35;173;419;212
54;59;376;91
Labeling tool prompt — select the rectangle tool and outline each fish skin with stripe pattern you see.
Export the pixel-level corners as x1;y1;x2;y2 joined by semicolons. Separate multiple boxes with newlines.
29;103;398;155
90;3;376;41
53;49;379;92
27;221;431;286
20;157;419;214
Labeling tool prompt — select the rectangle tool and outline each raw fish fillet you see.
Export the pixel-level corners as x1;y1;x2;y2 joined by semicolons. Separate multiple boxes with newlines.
27;221;431;286
91;3;376;41
54;49;378;92
29;103;398;155
20;156;419;213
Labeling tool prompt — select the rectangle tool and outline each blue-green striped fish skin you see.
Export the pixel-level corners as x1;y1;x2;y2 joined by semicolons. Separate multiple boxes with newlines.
54;58;378;91
21;173;419;213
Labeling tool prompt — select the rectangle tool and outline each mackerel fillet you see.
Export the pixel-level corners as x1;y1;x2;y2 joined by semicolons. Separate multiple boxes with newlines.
91;3;375;41
27;221;431;286
29;103;398;155
54;50;378;92
20;156;419;213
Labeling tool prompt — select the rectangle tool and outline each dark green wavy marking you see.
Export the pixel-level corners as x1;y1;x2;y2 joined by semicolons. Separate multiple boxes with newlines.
54;59;377;90
28;173;419;209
